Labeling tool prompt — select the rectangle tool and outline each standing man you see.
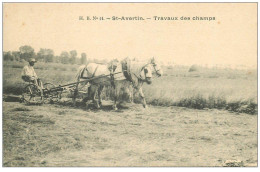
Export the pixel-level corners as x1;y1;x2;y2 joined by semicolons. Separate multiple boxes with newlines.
21;58;43;89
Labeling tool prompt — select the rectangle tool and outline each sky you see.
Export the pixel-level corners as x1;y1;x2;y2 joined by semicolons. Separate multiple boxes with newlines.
3;3;257;67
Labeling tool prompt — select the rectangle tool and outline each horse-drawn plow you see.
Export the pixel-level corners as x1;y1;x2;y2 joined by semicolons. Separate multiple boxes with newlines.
21;72;122;105
21;58;163;110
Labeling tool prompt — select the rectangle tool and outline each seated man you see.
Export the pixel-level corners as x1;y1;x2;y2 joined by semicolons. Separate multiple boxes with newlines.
21;58;43;89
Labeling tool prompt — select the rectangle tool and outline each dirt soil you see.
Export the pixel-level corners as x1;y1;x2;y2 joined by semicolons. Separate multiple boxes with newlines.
3;101;257;167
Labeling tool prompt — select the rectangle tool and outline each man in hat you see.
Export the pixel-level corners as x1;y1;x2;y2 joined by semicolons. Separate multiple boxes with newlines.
21;58;43;89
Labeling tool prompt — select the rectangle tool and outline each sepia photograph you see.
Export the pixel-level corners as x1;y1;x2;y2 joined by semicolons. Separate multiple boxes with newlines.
2;2;258;167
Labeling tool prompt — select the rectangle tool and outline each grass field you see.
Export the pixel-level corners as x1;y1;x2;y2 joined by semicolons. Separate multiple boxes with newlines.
2;61;258;167
3;102;257;166
3;61;257;114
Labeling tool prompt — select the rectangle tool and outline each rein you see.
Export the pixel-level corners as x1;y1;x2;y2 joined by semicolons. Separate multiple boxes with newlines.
80;66;87;78
151;63;161;76
92;65;99;77
81;65;99;79
131;62;160;81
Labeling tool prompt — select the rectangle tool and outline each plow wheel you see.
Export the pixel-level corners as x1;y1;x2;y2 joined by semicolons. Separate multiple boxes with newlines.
22;84;43;104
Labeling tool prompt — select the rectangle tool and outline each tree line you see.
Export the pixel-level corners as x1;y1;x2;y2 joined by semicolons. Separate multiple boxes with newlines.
3;45;88;65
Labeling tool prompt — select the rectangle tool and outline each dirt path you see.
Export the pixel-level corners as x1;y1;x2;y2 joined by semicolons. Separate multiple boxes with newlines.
3;101;257;167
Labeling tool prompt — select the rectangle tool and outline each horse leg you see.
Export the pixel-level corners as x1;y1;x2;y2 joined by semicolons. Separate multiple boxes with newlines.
93;86;101;109
82;96;89;103
138;86;147;108
73;82;79;106
113;84;118;110
85;85;95;108
97;85;104;108
129;85;134;104
89;85;99;109
83;85;91;108
82;82;90;103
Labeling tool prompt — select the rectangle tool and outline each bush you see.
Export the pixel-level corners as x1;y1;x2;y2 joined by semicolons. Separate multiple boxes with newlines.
189;65;199;72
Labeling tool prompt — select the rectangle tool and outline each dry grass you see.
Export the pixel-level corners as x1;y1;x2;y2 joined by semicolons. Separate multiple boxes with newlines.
3;102;257;166
142;75;257;114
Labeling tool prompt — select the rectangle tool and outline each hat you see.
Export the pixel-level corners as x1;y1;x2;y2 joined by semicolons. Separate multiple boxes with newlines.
29;58;37;63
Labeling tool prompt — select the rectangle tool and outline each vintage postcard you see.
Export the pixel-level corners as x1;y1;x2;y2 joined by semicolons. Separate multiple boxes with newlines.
2;2;257;167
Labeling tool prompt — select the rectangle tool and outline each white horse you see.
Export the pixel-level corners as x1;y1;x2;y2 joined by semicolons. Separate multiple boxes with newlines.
73;59;124;108
113;57;163;109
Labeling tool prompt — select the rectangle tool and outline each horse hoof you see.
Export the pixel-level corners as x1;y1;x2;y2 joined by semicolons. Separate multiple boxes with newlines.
113;105;118;110
95;102;101;109
50;99;54;104
85;102;90;109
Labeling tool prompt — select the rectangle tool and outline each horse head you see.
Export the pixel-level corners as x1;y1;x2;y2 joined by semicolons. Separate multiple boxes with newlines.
108;59;119;72
142;65;153;84
136;58;163;84
150;57;163;77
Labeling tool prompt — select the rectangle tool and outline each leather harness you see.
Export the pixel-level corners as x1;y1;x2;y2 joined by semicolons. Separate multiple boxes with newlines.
81;65;99;79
